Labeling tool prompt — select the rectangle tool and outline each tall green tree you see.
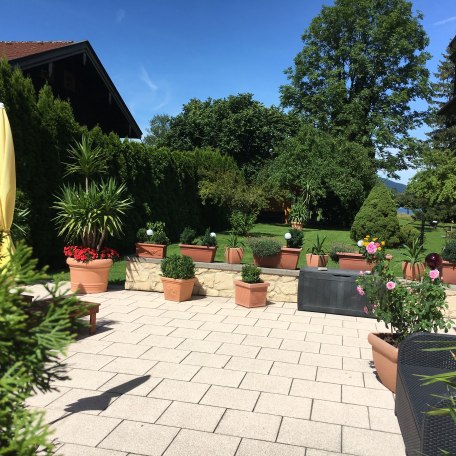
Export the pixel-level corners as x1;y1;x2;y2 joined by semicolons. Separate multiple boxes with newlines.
143;113;172;148
280;0;431;175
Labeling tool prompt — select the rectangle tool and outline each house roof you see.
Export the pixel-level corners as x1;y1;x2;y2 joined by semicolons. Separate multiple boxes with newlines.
0;40;141;138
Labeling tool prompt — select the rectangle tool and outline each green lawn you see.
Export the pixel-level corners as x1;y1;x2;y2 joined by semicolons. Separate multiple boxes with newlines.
51;216;455;283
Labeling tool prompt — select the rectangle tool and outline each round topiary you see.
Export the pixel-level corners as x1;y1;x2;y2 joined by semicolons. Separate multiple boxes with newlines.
241;264;262;284
161;254;195;279
442;239;456;263
350;183;401;247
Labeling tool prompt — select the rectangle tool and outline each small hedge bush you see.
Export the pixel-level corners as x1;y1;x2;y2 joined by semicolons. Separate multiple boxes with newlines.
442;239;456;263
160;254;195;279
350;183;401;247
180;227;197;245
248;238;282;258
400;224;421;246
286;229;304;249
241;264;262;284
329;242;355;263
198;228;217;247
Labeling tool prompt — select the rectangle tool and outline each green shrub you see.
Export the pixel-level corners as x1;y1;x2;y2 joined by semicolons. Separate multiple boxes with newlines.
442;239;456;263
160;254;195;279
350;183;401;247
248;238;282;258
328;242;355;262
400;224;421;246
180;227;197;245
286;229;304;248
229;210;256;236
198;228;217;247
241;264;262;284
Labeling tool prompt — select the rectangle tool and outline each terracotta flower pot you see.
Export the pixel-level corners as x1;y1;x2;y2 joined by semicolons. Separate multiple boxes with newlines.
367;332;399;393
225;247;244;264
279;247;302;269
306;253;329;268
66;257;112;294
234;280;270;307
441;260;456;284
179;244;217;263
161;277;195;302
401;261;425;281
253;254;281;268
135;243;167;259
337;252;392;271
291;222;303;230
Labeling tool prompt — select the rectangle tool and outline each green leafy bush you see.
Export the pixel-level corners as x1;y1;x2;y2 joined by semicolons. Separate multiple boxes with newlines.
241;264;262;284
328;242;355;262
286;229;304;248
442;239;456;263
248;238;282;258
198;228;217;247
137;221;170;245
229;210;256;236
180;227;197;245
400;224;421;246
350;183;401;246
160;254;195;279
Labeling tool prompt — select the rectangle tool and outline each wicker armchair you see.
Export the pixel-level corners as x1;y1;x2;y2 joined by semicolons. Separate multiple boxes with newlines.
395;332;456;455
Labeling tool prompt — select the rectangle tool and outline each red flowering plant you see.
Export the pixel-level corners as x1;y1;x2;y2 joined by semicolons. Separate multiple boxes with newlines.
63;246;119;263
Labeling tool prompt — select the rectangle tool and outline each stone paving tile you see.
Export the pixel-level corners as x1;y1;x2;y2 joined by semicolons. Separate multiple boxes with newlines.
101;394;171;423
200;385;259;411
278;314;311;324
166;318;203;329
306;450;346;456
299;353;343;369
288;323;323;333
160;310;196;320
320;344;360;359
368;406;402;433
181;351;230;368
206;331;246;344
239;372;292;395
140;347;190;363
177;338;222;353
68;339;113;354
254;392;311;419
360;347;373;360
65;353;115;370
188;306;221;315
101;357;157;376
156;401;225;432
190;312;225;321
281;339;321;353
305;332;342;345
98;342;150;358
234;325;271;336
290;379;341;402
58;443;127;456
192;366;246;387
311;399;369;428
363;373;387;390
323;326;359;337
223;315;258;326
199;321;238;333
224;356;273;374
343;357;375;374
103;312;141;322
236;438;306;456
215;409;282;442
251;311;280;321
277;417;341;453
168;327;210;340
311;317;343;328
269;328;306;341
163;429;240;456
242;335;283;348
127;308;167;319
342;335;371;348
132;324;176;336
269;362;317;380
159;302;194;311
316;367;364;387
255;319;290;330
98;420;179;455
216;342;260;358
257;347;301;364
26;386;71;408
138;334;185;348
265;306;295;315
148;379;210;403
54;368;116;390
51;412;121;446
342;385;395;409
148;361;200;381
98;374;162;396
101;331;149;344
218;307;250;317
132;316;174;326
342;426;405;456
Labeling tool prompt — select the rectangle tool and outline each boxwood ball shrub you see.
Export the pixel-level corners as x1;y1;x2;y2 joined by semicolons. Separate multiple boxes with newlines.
199;228;217;247
286;229;304;249
442;239;456;263
180;227;197;245
350;183;401;247
161;254;195;279
400;224;421;246
248;238;282;258
241;264;262;284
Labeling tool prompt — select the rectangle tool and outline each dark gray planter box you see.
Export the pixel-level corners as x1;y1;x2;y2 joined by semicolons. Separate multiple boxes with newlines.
297;267;371;317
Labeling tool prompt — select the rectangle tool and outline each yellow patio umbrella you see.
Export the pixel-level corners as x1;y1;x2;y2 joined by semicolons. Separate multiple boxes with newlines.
0;102;16;266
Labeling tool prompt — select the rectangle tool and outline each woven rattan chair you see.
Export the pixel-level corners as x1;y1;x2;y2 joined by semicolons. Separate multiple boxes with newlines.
395;332;456;455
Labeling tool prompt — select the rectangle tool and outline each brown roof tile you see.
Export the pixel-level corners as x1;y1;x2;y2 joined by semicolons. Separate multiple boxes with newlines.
0;41;74;60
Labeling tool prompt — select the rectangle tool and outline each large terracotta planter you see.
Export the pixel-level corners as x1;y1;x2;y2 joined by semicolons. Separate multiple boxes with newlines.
306;253;329;268
179;244;217;263
441;260;456;284
234;280;270;307
135;243;167;259
161;277;195;302
225;247;244;264
279;247;302;269
66;257;112;294
291;222;303;230
337;252;392;271
253;254;281;268
367;332;399;393
402;261;425;281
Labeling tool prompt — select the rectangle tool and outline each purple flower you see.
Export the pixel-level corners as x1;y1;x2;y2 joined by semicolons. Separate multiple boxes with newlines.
386;281;396;290
356;285;365;296
429;269;440;280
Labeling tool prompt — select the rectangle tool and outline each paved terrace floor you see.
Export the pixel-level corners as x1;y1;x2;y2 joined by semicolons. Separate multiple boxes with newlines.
28;287;413;456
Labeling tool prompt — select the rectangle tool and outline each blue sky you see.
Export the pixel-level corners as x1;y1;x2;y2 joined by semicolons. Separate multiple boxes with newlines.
2;0;456;183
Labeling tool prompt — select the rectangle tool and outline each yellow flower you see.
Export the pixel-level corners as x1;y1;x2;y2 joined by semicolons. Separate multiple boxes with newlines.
378;247;382;251
363;242;368;246
381;241;385;246
373;237;378;241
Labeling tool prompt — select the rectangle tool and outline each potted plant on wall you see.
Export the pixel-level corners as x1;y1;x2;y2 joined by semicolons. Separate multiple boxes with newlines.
401;237;425;281
225;232;245;264
306;235;329;267
54;134;132;294
179;227;218;262
356;262;452;393
279;229;303;269
160;254;196;302
234;264;270;307
248;238;282;268
441;238;456;284
136;221;170;259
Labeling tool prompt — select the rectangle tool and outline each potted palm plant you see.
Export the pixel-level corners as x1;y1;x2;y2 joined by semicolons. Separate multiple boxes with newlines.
54;134;132;294
234;264;269;307
279;229;303;269
401;237;425;281
160;254;195;302
179;227;217;262
249;238;282;268
306;235;329;267
289;201;309;230
441;238;456;284
136;221;170;259
225;232;245;264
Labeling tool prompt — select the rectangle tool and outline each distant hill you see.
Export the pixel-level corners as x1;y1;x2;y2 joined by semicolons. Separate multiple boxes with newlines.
380;177;406;194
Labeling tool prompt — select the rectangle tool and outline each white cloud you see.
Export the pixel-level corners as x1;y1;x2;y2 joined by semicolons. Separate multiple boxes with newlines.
116;9;126;23
138;66;170;110
139;66;158;91
433;16;456;26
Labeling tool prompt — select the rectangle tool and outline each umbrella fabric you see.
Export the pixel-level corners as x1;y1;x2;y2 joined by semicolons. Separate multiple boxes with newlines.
0;102;16;266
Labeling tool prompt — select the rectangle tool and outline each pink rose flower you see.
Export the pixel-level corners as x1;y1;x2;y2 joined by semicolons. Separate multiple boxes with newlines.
356;285;365;296
386;281;396;290
429;269;440;280
359;271;364;275
363;306;369;315
366;242;377;254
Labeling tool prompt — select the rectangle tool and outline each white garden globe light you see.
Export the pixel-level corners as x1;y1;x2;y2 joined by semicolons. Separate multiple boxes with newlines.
357;240;364;247
284;233;292;240
210;232;216;237
146;229;153;236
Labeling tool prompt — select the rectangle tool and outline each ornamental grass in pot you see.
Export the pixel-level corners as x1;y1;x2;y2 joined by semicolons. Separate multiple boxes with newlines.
289;201;309;230
401;237;425;281
356;261;452;392
160;254;195;302
179;227;217;262
306;235;329;268
441;239;456;284
280;229;303;269
234;264;269;308
136;221;170;259
249;238;282;268
53;134;132;294
225;232;245;264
